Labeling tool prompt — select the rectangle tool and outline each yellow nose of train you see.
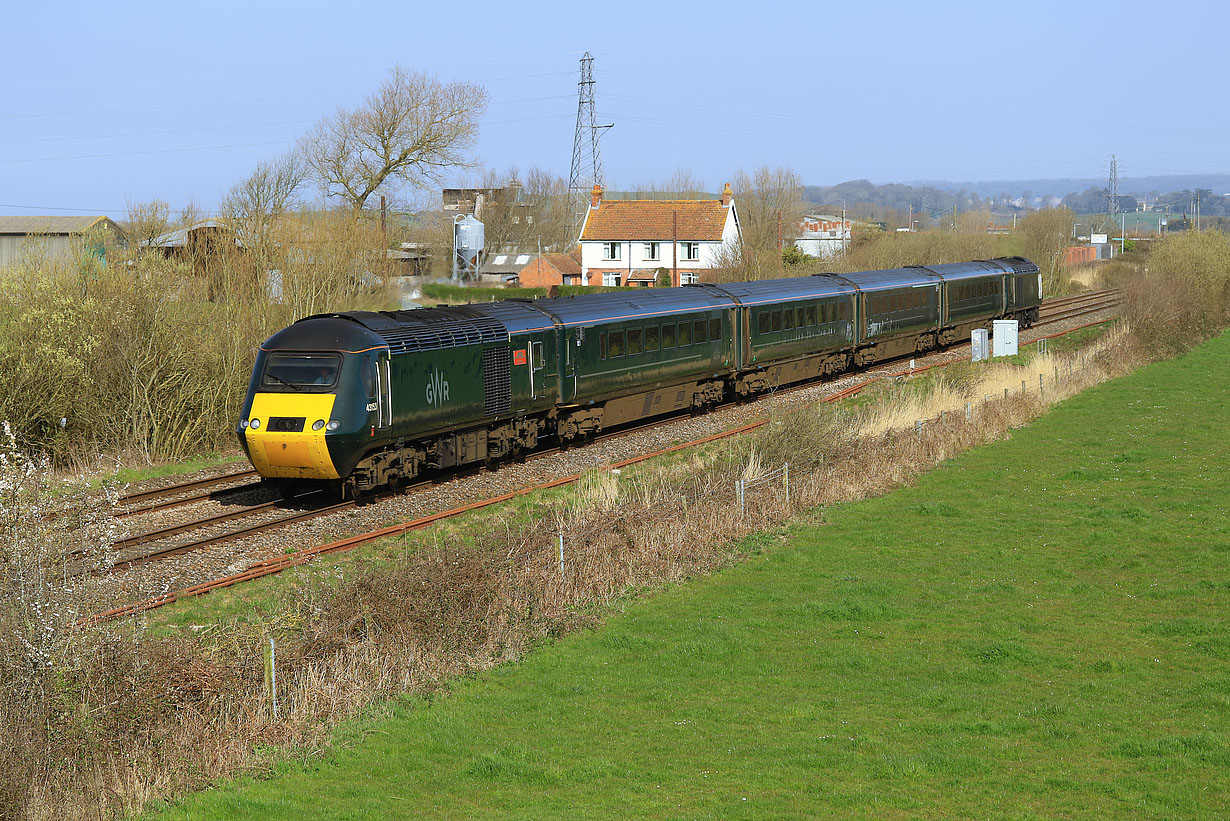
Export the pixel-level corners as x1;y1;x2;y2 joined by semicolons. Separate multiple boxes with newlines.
243;392;341;480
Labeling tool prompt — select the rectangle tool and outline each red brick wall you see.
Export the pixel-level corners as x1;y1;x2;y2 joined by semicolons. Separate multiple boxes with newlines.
518;258;564;289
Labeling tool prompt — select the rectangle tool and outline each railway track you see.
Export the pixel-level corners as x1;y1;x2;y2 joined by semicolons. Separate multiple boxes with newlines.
117;469;261;517
99;289;1119;587
102;413;699;575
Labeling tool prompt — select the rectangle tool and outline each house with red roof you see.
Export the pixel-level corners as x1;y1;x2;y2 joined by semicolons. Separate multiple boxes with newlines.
576;183;741;287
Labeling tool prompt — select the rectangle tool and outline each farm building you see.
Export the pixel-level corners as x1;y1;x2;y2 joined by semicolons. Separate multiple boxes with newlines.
794;213;852;259
141;220;241;258
0;215;126;268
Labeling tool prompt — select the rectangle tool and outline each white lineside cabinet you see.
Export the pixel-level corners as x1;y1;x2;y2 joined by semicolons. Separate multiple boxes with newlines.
992;319;1019;357
971;328;989;362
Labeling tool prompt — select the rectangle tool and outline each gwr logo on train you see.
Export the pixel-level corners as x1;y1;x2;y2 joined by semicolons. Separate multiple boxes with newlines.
425;367;451;406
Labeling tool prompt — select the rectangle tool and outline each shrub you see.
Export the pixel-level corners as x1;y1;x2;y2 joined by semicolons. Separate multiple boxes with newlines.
0;213;391;464
1123;231;1230;355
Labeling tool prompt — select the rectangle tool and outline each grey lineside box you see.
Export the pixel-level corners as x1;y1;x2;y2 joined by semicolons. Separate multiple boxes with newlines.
971;328;989;362
992;319;1019;358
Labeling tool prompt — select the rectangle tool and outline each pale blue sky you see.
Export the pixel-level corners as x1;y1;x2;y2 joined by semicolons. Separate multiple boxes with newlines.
1;0;1224;218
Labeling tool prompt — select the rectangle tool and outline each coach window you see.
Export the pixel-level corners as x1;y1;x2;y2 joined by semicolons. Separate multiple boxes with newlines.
532;340;545;369
757;310;770;335
599;332;608;360
805;305;817;326
783;307;795;330
608;331;625;358
771;310;783;333
709;318;721;341
662;323;675;348
678;321;692;346
645;325;660;352
627;328;643;355
693;319;707;344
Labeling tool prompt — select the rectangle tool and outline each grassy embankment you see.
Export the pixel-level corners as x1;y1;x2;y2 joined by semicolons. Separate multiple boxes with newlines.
159;330;1228;817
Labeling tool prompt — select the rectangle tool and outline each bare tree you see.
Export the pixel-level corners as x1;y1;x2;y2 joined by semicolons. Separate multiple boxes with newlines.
177;198;205;228
301;65;488;211
220;151;308;245
1019;207;1076;294
467;164;575;253
124;199;170;249
627;168;708;198
731;166;806;252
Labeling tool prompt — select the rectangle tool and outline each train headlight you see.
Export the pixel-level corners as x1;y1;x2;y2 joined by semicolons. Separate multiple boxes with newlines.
326;419;341;431
249;418;261;430
239;419;249;429
312;419;326;431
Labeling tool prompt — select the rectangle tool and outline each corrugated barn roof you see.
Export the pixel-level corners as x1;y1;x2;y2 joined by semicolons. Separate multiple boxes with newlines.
0;215;115;235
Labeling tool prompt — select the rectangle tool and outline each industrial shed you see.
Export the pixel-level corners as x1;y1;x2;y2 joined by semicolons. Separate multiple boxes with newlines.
0;215;126;268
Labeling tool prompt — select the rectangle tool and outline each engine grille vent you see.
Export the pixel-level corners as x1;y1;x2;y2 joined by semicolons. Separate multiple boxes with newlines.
994;256;1040;275
375;308;508;355
482;347;511;415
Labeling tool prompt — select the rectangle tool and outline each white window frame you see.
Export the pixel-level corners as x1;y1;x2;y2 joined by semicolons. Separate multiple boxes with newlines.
602;242;621;261
680;272;699;285
643;241;660;260
602;272;621;287
680;241;700;261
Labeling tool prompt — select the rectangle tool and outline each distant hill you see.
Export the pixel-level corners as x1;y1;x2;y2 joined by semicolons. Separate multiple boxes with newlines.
909;174;1230;200
805;174;1230;219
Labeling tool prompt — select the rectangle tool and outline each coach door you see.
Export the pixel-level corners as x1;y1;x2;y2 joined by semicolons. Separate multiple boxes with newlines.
527;333;556;403
372;353;392;431
1006;275;1020;311
563;328;582;402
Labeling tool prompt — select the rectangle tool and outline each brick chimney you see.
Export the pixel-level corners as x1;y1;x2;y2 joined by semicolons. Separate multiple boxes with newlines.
591;184;603;208
721;182;733;206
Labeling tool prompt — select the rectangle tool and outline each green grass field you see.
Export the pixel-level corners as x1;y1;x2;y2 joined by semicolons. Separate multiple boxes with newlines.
159;332;1229;818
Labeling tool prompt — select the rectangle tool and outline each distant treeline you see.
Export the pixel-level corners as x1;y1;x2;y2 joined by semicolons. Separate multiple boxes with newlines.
804;180;1002;221
807;179;1230;220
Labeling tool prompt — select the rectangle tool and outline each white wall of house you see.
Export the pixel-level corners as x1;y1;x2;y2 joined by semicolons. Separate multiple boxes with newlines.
794;237;846;258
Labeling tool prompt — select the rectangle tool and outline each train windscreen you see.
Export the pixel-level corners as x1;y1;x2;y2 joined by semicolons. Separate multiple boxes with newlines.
260;353;342;391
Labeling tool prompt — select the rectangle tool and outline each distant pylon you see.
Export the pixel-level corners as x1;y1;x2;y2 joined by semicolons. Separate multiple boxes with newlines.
568;52;612;237
1099;155;1120;233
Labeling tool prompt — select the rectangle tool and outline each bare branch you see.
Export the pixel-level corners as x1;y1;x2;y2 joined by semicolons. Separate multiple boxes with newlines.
300;65;488;211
